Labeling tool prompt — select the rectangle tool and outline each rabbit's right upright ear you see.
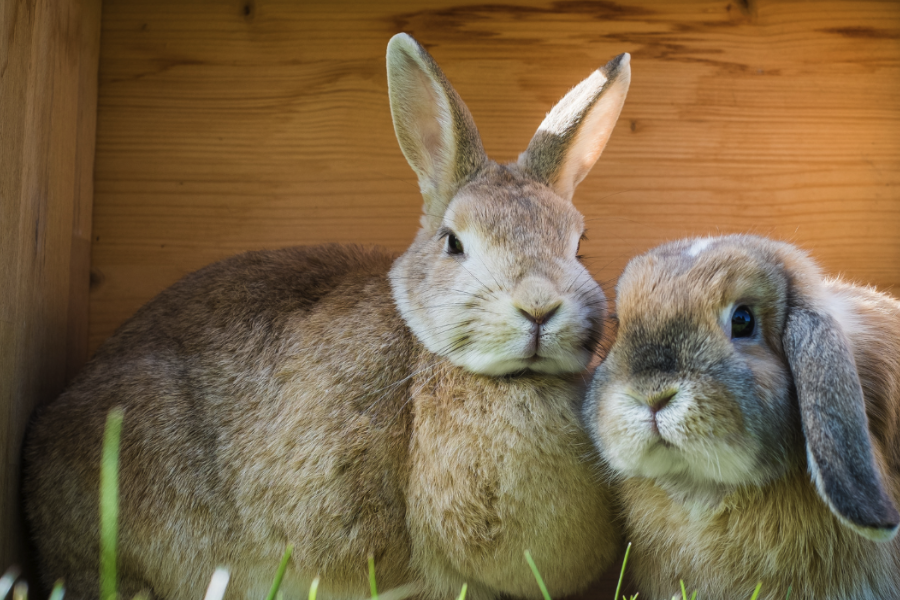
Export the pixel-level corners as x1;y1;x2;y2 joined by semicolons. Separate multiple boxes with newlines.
783;305;900;542
387;34;487;230
518;54;631;203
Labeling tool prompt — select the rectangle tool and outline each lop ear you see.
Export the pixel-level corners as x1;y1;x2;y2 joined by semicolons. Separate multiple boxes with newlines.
518;53;631;203
783;306;900;541
386;33;487;229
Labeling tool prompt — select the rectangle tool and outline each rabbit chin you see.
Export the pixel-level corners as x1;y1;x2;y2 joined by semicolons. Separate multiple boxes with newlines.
610;433;774;509
451;347;592;376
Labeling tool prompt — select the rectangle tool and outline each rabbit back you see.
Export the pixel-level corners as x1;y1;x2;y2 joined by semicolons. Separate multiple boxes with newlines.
25;244;418;599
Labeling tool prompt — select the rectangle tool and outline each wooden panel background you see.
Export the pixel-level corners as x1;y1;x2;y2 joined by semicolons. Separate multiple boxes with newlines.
92;0;900;354
0;0;101;573
90;0;898;593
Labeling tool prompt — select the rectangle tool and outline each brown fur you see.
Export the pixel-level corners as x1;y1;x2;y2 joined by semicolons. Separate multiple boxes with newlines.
585;235;900;599
25;34;632;600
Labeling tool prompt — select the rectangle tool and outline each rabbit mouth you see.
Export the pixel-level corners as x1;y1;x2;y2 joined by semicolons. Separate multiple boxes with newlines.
652;435;674;450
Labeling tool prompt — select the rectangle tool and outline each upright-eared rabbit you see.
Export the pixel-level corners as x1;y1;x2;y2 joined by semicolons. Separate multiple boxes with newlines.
25;34;631;600
584;234;900;599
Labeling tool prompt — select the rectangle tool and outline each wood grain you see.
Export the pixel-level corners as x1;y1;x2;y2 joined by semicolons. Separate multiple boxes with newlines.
0;0;101;572
89;0;897;591
91;0;900;355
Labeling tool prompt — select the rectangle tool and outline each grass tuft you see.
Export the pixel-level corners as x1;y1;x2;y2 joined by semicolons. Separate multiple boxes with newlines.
456;583;468;600
748;581;763;600
12;582;27;600
202;568;230;600
47;581;64;600
0;568;21;600
100;408;124;600
368;555;378;599
264;545;294;600
523;550;551;600
614;543;631;600
12;407;797;600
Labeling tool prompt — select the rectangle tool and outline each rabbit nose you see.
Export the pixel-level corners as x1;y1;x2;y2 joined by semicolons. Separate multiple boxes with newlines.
512;277;562;324
647;389;676;413
518;304;560;326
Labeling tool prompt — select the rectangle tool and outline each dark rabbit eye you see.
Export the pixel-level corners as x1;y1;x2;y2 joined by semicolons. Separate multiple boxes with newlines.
447;233;464;255
731;305;755;338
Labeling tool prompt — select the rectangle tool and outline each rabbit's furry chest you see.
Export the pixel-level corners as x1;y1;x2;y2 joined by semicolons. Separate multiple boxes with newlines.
619;472;900;600
405;364;618;599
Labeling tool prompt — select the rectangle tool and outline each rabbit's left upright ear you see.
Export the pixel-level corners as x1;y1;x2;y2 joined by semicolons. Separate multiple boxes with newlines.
518;53;631;203
784;306;900;542
386;33;487;229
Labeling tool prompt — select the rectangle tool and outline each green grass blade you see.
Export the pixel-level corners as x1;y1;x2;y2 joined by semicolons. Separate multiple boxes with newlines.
689;591;697;600
614;543;631;600
523;550;551;600
680;580;687;600
100;408;124;600
785;586;792;600
308;577;320;600
264;545;294;600
48;581;64;600
456;583;467;600
749;582;763;600
368;555;378;599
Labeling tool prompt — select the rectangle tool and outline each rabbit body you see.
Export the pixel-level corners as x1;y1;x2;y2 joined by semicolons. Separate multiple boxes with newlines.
27;244;612;600
585;235;900;600
26;34;633;600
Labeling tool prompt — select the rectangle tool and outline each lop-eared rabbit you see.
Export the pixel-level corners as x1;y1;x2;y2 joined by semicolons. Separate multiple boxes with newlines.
585;234;900;599
26;34;631;600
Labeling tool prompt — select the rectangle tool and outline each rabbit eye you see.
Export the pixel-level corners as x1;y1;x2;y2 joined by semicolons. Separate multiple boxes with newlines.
731;305;755;338
447;233;464;255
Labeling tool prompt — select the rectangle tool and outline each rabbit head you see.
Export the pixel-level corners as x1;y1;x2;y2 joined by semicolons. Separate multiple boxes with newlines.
386;33;630;376
586;234;900;542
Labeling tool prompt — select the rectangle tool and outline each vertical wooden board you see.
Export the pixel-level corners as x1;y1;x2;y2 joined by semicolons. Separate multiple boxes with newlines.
66;0;102;380
0;0;101;573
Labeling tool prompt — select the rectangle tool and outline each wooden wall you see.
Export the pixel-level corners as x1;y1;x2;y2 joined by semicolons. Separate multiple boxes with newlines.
0;0;101;572
91;0;900;356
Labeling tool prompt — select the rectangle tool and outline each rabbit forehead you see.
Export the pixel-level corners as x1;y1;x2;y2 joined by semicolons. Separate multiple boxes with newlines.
445;173;583;253
617;236;789;325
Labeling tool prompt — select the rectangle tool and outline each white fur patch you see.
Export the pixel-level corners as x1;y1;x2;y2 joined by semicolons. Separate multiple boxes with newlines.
686;238;711;257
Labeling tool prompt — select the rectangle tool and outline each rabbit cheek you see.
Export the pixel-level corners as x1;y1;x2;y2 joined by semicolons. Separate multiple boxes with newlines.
738;346;799;475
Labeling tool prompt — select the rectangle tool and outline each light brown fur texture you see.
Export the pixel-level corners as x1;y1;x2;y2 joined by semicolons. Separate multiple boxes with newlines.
25;35;632;600
585;235;900;599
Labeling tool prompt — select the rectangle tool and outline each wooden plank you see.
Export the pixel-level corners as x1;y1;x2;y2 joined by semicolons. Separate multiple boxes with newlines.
0;0;101;572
